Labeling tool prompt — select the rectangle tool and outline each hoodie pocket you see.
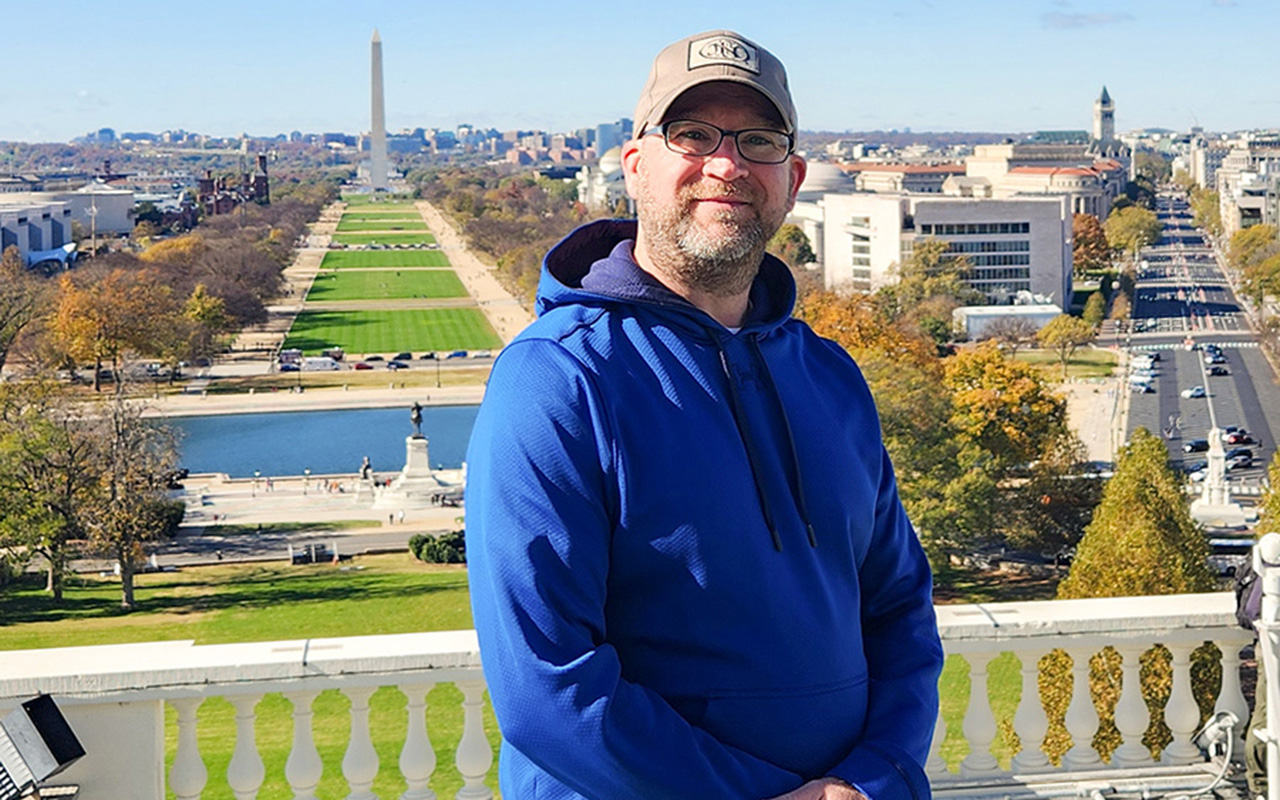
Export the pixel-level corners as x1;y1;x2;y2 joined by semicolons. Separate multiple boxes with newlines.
672;675;869;777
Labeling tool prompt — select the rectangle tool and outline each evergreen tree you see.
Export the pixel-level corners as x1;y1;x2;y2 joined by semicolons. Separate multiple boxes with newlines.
1058;428;1215;598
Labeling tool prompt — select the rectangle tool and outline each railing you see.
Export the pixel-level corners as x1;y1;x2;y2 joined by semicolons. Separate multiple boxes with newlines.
0;594;1252;800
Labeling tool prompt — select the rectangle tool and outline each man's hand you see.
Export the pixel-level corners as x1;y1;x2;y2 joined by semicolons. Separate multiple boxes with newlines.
765;777;868;800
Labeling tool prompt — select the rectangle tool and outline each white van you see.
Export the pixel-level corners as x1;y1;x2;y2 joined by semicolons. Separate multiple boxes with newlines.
302;356;341;371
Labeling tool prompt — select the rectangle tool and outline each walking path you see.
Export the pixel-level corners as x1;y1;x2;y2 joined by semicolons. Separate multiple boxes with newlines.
416;200;536;342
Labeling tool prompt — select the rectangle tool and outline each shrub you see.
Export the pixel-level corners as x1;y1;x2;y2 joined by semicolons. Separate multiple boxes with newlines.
409;530;466;564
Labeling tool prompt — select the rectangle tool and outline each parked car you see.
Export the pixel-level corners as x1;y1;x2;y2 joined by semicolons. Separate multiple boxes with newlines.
1227;453;1253;470
1182;439;1210;453
1208;365;1229;376
1227;447;1255;461
393;352;413;362
1130;381;1154;394
353;362;374;370
364;355;384;362
1225;431;1254;445
446;350;468;359
387;360;411;370
1181;386;1206;399
279;363;300;372
470;350;492;359
421;352;438;360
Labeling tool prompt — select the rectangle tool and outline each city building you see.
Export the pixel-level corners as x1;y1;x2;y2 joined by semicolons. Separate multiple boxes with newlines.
1215;133;1280;235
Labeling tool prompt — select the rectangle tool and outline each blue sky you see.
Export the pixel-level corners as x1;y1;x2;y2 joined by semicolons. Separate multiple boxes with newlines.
2;0;1270;143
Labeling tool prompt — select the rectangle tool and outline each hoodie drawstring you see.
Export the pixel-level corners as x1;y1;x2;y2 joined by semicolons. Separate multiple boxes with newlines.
748;336;818;549
717;339;817;551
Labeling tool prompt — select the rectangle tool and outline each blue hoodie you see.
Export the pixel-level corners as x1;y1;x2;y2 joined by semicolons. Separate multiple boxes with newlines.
466;220;942;800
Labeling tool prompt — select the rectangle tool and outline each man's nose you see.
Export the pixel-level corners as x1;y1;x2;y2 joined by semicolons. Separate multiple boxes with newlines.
701;134;750;181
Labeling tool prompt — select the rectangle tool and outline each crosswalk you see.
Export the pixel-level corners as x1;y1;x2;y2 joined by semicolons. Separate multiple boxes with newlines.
1130;341;1260;351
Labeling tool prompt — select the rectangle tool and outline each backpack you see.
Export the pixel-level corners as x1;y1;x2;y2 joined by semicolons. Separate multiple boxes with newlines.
1236;554;1262;631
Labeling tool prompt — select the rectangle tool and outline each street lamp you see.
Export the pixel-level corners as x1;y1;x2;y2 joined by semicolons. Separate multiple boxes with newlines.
253;469;261;498
304;468;311;496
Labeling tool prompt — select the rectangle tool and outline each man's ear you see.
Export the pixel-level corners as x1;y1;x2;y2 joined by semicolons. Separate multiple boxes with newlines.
621;138;644;199
787;155;808;206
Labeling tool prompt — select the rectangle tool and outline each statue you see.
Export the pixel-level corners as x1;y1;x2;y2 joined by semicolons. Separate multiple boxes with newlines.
410;402;424;439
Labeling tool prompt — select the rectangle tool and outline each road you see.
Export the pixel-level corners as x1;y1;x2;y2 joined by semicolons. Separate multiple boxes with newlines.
1123;190;1280;496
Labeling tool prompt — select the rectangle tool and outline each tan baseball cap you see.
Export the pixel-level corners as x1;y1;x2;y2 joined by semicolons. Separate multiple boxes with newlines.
633;30;797;137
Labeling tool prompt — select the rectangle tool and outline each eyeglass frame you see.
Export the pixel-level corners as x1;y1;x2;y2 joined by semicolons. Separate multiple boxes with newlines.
644;119;796;165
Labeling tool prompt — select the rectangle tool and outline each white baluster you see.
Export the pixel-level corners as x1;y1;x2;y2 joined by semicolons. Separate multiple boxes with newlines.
960;652;1001;776
400;683;437;800
455;680;494;800
926;704;948;778
1112;645;1154;766
1063;648;1101;769
342;687;380;800
227;694;265;800
1163;642;1203;764
169;697;208;800
285;690;324;800
1010;649;1050;772
1215;642;1249;755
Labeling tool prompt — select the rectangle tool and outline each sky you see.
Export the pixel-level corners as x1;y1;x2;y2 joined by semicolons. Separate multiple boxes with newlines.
2;0;1273;143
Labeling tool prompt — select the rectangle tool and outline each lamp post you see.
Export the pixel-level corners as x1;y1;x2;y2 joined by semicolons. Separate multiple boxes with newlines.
253;470;261;498
304;468;311;496
435;355;441;389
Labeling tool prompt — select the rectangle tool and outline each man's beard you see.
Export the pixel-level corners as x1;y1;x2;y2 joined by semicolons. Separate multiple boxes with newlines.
634;176;779;298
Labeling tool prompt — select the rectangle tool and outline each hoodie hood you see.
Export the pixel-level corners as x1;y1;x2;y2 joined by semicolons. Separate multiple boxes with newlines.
537;219;797;335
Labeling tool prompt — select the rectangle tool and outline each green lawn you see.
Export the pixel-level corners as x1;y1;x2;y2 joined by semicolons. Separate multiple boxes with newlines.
340;212;425;223
321;250;451;269
333;233;437;246
0;557;496;800
341;195;416;207
335;219;430;233
283;309;502;354
306;270;468;301
1014;347;1119;381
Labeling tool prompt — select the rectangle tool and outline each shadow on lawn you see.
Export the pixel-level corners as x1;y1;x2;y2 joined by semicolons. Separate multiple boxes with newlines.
0;566;468;626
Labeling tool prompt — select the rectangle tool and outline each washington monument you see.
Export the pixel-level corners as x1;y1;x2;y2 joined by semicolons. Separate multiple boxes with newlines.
369;29;389;190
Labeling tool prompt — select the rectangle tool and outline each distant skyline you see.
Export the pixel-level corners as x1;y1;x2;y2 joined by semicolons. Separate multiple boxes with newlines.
4;0;1274;143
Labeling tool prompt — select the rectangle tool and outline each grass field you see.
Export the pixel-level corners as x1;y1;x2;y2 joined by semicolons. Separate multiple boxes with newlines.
340;212;426;223
1015;347;1119;380
283;309;502;354
335;219;430;233
321;251;451;269
341;195;417;207
0;556;496;800
333;233;437;246
306;270;467;301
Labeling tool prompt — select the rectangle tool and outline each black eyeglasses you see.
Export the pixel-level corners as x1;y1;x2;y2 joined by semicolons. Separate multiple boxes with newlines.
647;119;795;165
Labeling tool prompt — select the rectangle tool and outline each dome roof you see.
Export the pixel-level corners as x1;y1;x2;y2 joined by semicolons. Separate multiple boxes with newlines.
599;146;623;176
797;162;851;197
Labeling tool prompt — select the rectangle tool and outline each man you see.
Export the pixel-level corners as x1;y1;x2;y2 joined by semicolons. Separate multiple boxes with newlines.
466;30;943;800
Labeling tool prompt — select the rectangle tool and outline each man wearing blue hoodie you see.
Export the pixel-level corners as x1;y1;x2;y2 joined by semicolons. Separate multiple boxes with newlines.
466;30;943;800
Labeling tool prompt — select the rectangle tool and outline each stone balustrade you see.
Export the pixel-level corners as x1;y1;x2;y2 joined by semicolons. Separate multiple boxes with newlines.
0;593;1253;800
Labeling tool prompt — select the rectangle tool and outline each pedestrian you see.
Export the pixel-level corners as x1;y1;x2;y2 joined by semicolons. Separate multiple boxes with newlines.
465;30;942;800
397;509;405;525
389;513;394;525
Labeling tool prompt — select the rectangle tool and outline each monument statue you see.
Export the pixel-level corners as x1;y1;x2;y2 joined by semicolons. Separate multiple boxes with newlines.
410;402;424;439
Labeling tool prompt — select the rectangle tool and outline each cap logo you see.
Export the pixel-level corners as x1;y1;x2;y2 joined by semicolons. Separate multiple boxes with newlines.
688;35;759;74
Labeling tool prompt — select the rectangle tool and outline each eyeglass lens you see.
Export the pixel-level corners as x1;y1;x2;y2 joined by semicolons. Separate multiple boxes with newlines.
662;120;791;164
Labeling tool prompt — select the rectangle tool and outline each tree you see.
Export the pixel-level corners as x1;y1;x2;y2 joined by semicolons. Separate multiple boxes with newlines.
1189;188;1222;237
1242;252;1280;306
0;245;44;372
0;381;100;601
1082;291;1106;329
1105;206;1162;259
1072;213;1111;276
767;224;817;269
1259;452;1280;536
999;434;1102;557
1109;292;1132;321
49;269;178;391
83;393;183;609
1058;428;1215;598
1134;150;1172;186
980;316;1039;355
1227;224;1278;272
1037;314;1096;379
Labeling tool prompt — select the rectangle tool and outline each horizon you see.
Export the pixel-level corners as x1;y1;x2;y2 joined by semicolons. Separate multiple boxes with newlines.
3;0;1273;143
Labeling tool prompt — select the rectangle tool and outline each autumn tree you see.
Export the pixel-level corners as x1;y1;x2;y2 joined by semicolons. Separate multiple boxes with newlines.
1105;206;1162;260
1082;291;1106;329
1227;224;1279;272
1259;452;1280;535
1038;314;1097;379
1059;428;1215;598
1072;213;1111;276
768;224;817;269
1189;187;1222;236
0;245;45;371
1242;252;1280;307
49;269;178;391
